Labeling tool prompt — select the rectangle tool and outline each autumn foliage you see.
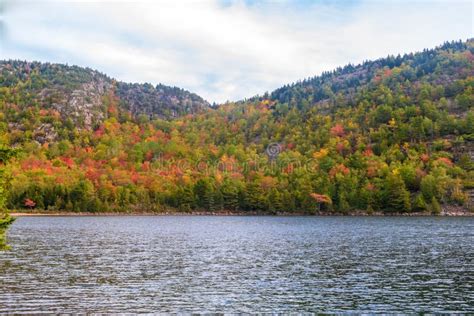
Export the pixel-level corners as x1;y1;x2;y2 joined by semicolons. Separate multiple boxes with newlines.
1;40;473;214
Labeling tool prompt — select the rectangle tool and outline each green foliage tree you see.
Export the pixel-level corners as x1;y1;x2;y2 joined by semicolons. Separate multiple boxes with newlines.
413;194;427;211
0;146;17;250
384;173;411;212
194;178;216;211
421;175;438;201
220;180;240;211
243;181;265;212
430;196;442;215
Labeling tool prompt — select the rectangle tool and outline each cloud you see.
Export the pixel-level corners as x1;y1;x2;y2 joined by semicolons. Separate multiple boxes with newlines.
1;0;472;103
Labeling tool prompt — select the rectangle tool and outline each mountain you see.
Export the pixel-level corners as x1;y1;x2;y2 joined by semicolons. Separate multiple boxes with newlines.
0;40;473;214
0;61;209;133
254;40;472;113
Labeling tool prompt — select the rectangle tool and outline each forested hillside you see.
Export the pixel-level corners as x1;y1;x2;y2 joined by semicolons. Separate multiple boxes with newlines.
0;61;209;133
1;40;473;214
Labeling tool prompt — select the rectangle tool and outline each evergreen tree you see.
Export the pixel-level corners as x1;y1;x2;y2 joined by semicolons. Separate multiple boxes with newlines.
267;188;284;214
194;178;215;211
384;173;411;212
243;181;265;212
220;180;239;211
337;193;350;214
179;185;196;212
413;194;427;211
0;146;17;250
421;175;438;201
430;196;442;214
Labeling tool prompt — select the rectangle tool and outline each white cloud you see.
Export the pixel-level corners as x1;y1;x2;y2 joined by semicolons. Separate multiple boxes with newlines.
1;0;473;103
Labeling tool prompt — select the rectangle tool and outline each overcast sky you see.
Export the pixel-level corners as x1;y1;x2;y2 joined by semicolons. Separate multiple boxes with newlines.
1;0;472;103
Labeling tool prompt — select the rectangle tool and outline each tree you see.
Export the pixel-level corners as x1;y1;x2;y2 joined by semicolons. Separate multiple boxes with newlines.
337;193;350;214
194;178;215;211
413;194;427;211
70;180;95;212
373;105;393;125
0;146;17;250
384;173;411;212
243;181;265;212
178;185;196;212
220;180;239;211
24;198;36;209
267;188;284;214
430;196;442;215
420;174;438;201
309;193;332;213
399;164;419;190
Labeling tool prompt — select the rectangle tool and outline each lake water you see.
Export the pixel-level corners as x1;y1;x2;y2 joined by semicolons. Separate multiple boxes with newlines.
0;216;473;313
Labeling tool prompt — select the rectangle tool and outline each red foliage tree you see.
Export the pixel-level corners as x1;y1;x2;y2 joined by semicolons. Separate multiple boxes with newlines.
310;193;332;212
310;193;332;204
330;124;345;137
24;198;36;209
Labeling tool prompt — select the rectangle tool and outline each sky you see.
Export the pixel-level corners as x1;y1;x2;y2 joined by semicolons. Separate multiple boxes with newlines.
0;0;473;103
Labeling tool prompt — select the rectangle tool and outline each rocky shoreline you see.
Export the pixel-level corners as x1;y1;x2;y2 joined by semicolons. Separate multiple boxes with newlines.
10;207;473;217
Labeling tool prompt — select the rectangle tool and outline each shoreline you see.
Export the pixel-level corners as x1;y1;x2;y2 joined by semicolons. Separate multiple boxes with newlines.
10;208;473;217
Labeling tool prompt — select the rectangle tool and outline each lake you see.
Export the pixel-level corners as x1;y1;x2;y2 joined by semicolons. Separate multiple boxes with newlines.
0;216;473;313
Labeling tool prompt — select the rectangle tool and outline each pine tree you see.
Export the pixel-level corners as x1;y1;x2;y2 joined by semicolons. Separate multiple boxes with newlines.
179;185;196;212
431;196;442;214
267;188;284;214
243;182;265;212
413;194;427;211
421;174;438;201
221;181;239;211
384;173;411;212
194;178;215;211
337;193;350;214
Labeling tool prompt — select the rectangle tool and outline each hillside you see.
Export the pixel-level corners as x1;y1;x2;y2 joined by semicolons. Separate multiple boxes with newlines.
0;61;209;136
0;40;473;214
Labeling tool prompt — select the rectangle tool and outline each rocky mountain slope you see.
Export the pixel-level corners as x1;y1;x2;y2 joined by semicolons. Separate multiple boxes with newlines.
0;60;209;136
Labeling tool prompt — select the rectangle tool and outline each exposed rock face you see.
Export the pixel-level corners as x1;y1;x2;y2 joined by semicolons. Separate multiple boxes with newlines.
0;60;210;142
64;80;111;128
37;78;113;129
33;123;58;144
116;82;209;119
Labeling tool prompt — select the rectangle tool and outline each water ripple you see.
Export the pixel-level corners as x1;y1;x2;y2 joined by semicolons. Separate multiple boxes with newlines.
0;216;473;313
